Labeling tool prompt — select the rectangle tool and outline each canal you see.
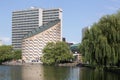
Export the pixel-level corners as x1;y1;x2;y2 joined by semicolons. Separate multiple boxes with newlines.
0;65;119;80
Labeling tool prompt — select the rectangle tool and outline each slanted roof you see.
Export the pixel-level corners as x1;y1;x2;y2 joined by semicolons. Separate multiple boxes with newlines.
70;43;80;47
70;43;80;53
23;19;60;39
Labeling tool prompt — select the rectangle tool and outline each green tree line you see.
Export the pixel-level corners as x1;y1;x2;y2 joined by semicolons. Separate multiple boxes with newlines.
42;41;73;65
79;11;120;67
0;45;21;64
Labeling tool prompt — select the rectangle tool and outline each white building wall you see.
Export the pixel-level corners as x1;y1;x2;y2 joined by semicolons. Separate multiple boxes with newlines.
22;22;61;63
38;8;43;26
0;40;2;46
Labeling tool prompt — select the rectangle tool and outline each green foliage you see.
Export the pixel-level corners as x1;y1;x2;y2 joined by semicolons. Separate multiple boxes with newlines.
0;45;13;63
79;11;120;67
42;41;73;65
12;50;22;60
0;45;22;64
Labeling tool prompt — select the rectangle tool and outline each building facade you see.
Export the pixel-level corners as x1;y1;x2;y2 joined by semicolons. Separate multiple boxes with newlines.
22;20;61;63
0;40;2;46
43;8;62;24
12;8;62;50
82;27;89;39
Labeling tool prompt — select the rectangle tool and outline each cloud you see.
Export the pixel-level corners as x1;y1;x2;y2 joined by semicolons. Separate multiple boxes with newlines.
106;6;119;11
0;37;11;45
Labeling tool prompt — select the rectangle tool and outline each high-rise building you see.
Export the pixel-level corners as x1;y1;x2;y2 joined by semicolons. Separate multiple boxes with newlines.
0;40;2;46
43;8;62;24
12;7;62;50
12;8;43;50
82;27;89;39
22;19;61;63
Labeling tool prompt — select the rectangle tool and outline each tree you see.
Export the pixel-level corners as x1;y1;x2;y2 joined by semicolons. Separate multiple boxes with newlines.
79;11;120;67
42;41;73;65
0;45;13;63
0;45;22;64
12;50;22;60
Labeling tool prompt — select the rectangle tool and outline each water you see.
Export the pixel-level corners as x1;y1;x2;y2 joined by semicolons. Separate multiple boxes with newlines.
0;65;119;80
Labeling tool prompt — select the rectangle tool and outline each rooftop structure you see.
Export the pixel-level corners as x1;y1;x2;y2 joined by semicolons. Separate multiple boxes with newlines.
70;43;80;53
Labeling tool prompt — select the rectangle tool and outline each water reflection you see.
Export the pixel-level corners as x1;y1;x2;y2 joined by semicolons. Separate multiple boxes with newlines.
22;64;44;80
44;66;69;80
0;65;22;80
0;65;120;80
80;68;120;80
22;65;80;80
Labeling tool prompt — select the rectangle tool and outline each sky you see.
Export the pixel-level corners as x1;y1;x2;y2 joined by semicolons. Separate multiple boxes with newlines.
0;0;120;45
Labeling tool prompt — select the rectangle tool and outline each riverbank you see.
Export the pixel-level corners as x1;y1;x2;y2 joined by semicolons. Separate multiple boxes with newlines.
1;59;79;66
2;60;42;66
2;60;120;74
2;60;21;65
58;62;78;66
2;61;120;74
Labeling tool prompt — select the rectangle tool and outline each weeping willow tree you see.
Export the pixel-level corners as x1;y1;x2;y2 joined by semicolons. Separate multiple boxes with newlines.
80;11;120;67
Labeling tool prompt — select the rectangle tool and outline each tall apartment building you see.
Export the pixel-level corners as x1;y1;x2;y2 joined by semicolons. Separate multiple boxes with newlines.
0;40;2;46
43;8;62;24
82;27;89;39
12;7;62;50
